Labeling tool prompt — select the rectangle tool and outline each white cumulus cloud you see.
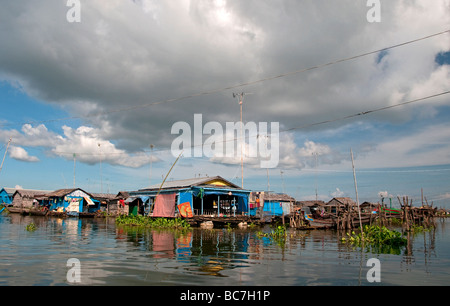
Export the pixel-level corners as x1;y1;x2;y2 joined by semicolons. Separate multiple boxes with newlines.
9;146;39;162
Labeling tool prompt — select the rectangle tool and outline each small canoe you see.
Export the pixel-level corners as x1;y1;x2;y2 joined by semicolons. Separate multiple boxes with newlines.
304;212;336;229
6;207;25;214
28;208;49;216
377;207;402;215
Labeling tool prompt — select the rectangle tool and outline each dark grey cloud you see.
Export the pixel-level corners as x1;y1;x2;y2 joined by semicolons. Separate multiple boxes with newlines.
0;0;448;167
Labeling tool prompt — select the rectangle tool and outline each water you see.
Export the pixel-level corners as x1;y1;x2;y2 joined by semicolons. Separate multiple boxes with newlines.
1;213;449;286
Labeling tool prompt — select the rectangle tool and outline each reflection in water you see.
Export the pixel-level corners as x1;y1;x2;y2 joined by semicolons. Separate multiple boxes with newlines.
0;213;448;285
116;226;256;277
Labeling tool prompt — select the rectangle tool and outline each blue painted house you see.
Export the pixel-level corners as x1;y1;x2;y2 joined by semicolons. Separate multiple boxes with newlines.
130;176;251;217
0;188;13;205
44;188;100;215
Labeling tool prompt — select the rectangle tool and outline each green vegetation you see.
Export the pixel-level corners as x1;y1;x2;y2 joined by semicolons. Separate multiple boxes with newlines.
341;225;407;248
225;223;232;232
247;222;258;229
25;222;37;232
389;217;403;226
409;224;434;233
256;225;287;246
115;215;191;229
257;225;287;239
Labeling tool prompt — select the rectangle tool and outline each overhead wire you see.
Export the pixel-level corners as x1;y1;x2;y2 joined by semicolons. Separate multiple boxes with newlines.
0;29;448;129
2;29;449;162
282;90;450;133
50;89;450;158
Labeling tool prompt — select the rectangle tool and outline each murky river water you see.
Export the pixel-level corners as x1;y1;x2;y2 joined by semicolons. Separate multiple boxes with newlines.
0;213;449;286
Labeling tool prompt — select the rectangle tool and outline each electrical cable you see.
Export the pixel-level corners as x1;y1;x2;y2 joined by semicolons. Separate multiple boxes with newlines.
0;29;448;129
51;89;450;157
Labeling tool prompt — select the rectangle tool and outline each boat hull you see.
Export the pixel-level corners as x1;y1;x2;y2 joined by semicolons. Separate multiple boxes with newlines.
304;213;335;229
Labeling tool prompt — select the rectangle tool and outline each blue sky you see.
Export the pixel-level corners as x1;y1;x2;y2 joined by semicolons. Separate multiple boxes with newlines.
0;1;449;208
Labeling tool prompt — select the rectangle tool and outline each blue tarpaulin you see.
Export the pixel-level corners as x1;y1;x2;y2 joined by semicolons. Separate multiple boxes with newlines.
263;201;283;216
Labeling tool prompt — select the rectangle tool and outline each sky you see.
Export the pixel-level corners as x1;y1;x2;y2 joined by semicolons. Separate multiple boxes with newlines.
0;0;449;207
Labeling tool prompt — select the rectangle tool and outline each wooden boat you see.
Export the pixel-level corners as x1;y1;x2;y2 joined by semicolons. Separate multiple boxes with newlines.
5;206;49;216
28;209;48;216
302;207;336;229
304;213;336;229
6;207;26;214
377;207;401;215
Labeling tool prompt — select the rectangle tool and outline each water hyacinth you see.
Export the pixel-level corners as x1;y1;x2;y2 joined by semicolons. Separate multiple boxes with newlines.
115;215;191;229
341;225;407;246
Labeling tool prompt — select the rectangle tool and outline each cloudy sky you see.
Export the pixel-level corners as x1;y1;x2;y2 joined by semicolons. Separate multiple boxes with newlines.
0;0;449;206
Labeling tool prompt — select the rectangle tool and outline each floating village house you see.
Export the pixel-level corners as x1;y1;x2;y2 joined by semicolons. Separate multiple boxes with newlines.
324;197;357;214
11;189;50;210
250;191;296;217
109;191;132;215
43;188;100;215
129;176;251;218
0;188;15;205
84;191;130;216
91;192;116;213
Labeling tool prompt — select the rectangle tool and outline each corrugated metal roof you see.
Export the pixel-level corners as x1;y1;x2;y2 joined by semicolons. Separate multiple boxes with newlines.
13;189;52;198
138;176;241;191
327;197;356;206
45;188;93;198
91;193;116;200
264;193;296;202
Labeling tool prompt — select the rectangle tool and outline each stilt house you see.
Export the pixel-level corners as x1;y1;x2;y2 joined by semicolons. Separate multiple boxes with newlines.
130;176;251;217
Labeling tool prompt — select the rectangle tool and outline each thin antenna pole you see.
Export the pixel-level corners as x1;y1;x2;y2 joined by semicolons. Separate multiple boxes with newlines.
0;138;12;175
240;93;244;189
233;92;245;188
351;148;364;240
313;152;318;201
265;137;270;194
98;143;103;193
280;170;285;194
150;144;154;187
73;153;76;187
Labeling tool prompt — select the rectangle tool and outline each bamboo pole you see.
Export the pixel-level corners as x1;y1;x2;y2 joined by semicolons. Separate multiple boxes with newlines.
350;149;364;239
149;150;183;216
0;138;12;175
